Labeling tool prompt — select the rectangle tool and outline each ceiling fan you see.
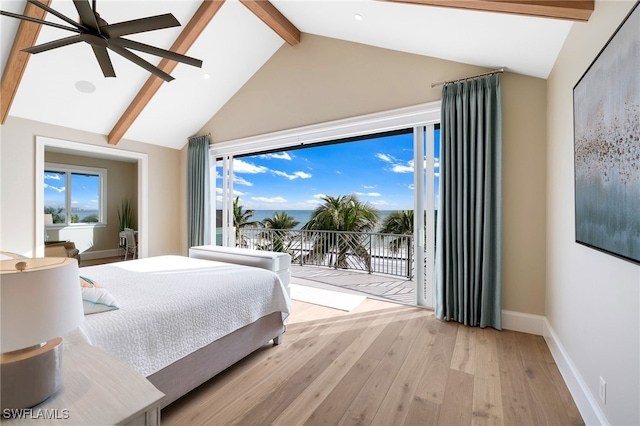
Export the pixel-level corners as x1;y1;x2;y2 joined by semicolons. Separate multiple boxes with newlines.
0;0;203;82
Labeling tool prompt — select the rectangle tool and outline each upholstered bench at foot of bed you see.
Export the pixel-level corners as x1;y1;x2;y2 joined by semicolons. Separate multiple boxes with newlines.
189;245;291;294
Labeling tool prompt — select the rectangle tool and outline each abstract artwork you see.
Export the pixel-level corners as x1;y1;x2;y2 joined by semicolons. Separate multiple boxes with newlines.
573;2;640;264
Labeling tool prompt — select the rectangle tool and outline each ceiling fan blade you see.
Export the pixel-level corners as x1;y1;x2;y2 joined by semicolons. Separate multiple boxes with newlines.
0;10;81;33
110;38;202;68
26;0;86;30
23;34;83;54
92;46;116;78
108;44;174;82
101;14;180;38
73;0;99;31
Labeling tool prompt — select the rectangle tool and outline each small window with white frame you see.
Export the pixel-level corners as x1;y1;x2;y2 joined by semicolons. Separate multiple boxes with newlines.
44;163;107;226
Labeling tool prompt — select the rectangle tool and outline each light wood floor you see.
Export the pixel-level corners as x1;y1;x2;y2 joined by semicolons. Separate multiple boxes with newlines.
161;298;584;426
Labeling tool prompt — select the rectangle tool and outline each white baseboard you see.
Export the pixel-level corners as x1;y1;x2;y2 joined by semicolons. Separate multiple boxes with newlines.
543;319;608;426
79;248;120;261
502;309;545;335
501;311;607;425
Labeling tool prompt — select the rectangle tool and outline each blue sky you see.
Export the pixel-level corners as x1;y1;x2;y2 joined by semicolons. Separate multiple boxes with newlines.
44;171;100;211
217;131;440;211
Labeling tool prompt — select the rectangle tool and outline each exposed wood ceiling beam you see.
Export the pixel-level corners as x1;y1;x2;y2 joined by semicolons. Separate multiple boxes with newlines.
108;0;225;145
382;0;594;21
0;0;52;124
239;0;301;45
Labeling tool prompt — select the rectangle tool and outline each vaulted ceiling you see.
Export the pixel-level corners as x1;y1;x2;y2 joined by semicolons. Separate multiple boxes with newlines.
0;0;592;149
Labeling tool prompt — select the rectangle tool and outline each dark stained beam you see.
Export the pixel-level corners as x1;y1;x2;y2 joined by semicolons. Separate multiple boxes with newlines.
108;0;225;145
381;0;594;21
1;0;53;124
240;0;301;45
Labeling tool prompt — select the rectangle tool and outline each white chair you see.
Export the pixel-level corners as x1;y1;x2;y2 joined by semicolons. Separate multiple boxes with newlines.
123;228;137;260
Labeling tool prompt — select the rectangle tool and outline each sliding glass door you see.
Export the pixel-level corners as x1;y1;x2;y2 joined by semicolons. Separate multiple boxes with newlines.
413;125;439;308
213;155;234;247
209;102;441;308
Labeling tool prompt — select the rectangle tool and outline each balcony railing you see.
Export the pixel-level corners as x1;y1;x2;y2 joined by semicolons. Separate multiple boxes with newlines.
238;228;414;278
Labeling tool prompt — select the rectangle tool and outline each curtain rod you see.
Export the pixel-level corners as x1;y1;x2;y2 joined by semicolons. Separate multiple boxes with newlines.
188;132;211;140
431;67;505;88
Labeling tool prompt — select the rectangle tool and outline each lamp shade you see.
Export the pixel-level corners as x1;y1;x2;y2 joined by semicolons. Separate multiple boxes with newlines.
43;214;53;226
1;258;84;353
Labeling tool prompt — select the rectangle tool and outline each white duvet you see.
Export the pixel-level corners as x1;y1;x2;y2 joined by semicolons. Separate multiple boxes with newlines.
78;255;291;376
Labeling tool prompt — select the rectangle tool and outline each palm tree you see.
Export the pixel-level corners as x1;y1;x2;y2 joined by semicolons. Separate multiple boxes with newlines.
44;206;64;224
379;210;414;252
260;212;300;253
233;197;261;247
380;210;414;278
302;194;379;270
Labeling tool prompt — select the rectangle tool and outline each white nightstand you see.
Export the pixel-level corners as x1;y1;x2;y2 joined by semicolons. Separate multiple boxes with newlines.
2;331;164;425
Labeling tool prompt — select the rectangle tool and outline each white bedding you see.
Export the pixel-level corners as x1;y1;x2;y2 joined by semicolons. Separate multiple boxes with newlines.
78;255;291;376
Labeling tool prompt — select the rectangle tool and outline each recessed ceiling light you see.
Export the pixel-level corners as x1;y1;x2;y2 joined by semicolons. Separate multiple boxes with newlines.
354;13;363;21
74;80;96;94
203;73;210;80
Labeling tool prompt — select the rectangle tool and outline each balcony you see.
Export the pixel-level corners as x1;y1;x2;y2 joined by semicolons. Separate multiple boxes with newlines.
239;228;418;305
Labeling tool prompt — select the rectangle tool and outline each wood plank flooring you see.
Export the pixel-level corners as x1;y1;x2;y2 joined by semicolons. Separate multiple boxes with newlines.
161;299;584;426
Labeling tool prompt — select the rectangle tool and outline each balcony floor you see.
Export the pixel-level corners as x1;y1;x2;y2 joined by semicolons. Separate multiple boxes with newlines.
290;264;417;306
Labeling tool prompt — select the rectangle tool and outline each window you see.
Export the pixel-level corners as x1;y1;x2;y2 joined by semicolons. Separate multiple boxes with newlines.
44;163;106;226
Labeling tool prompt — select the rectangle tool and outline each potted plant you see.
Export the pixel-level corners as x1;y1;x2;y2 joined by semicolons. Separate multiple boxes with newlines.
117;198;133;231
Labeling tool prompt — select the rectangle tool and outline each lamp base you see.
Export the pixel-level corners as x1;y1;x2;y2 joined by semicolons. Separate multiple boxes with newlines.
1;337;63;410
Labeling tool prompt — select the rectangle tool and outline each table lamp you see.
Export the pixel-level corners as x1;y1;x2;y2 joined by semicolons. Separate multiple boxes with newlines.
1;257;84;410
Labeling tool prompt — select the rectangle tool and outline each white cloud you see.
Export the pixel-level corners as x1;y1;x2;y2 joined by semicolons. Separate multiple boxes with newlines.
376;153;394;163
370;200;389;206
216;188;246;196
363;185;376;189
272;170;312;180
44;173;61;180
233;175;253;186
44;183;65;192
392;164;414;173
377;153;414;173
259;152;292;160
355;192;381;197
251;196;287;203
71;200;78;204
313;193;326;199
336;170;342;174
233;159;268;174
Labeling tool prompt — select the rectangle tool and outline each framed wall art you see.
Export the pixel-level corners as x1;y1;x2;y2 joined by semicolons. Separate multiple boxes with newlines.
573;1;640;265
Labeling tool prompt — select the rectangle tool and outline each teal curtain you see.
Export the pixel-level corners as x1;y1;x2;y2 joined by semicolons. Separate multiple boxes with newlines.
435;74;503;329
187;135;211;248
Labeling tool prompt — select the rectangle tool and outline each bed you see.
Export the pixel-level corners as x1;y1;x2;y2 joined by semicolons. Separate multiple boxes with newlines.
77;255;291;408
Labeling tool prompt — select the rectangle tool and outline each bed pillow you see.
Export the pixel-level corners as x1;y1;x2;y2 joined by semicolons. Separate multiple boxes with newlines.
80;275;101;288
0;251;27;260
81;286;120;315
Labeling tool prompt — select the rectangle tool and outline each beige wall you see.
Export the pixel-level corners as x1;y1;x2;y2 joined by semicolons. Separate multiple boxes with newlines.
44;151;137;254
199;34;548;315
1;116;182;258
546;1;639;425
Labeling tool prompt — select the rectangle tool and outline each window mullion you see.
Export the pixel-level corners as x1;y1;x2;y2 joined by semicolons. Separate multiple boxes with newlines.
66;172;72;225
